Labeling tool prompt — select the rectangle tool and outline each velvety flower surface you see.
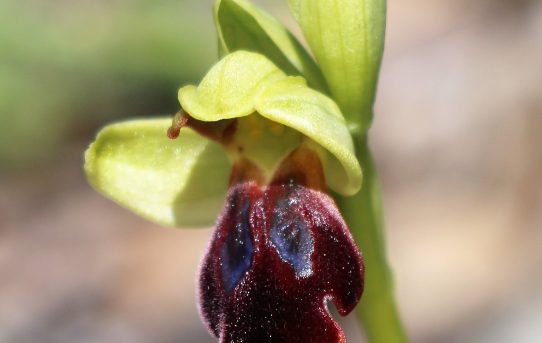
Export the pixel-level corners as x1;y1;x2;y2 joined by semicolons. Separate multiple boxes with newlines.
198;149;364;342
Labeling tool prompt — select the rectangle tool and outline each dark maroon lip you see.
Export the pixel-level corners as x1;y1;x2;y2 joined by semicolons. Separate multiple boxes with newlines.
198;180;364;343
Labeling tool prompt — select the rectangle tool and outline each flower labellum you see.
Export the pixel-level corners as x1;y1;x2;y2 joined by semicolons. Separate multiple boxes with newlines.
188;127;364;342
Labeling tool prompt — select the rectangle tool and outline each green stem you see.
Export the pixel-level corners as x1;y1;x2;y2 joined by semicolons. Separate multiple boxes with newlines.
337;134;408;343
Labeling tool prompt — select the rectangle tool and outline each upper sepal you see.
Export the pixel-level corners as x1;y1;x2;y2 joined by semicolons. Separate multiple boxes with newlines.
214;0;327;92
179;51;362;195
84;118;230;228
287;0;386;132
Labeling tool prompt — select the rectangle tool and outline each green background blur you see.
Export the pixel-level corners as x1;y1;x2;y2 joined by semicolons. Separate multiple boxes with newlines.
0;0;218;169
1;0;541;342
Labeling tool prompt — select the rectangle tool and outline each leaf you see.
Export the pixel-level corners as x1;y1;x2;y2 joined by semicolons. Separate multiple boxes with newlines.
214;0;327;92
84;118;231;228
287;0;386;132
179;51;361;195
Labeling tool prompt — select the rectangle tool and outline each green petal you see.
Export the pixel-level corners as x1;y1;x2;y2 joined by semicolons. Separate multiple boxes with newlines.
214;0;327;93
179;51;361;195
179;52;285;121
255;77;362;195
84;118;230;228
287;0;386;132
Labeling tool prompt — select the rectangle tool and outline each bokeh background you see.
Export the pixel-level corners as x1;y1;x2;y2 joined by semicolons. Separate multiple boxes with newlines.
1;0;541;342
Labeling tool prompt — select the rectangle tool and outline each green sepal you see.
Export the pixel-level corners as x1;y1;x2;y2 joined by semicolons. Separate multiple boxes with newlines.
214;0;328;93
179;51;362;195
84;118;230;228
287;0;386;132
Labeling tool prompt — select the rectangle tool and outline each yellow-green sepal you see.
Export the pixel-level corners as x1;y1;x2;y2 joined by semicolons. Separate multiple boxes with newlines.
179;51;361;195
84;118;230;228
287;0;386;132
214;0;328;93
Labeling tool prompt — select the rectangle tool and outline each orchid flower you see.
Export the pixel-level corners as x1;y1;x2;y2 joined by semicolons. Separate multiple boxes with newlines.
84;1;407;342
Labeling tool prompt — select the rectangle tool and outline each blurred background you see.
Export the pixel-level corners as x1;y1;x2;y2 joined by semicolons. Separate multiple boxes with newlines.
0;0;541;342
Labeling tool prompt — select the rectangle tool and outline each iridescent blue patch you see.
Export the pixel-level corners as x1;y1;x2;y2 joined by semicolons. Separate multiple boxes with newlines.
270;198;314;278
221;201;254;293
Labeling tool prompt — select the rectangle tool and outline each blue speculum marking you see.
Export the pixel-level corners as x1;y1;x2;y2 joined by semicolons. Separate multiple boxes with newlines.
221;200;254;293
270;197;314;278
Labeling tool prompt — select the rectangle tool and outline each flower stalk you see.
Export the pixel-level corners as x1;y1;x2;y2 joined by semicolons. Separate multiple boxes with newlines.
337;135;408;343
